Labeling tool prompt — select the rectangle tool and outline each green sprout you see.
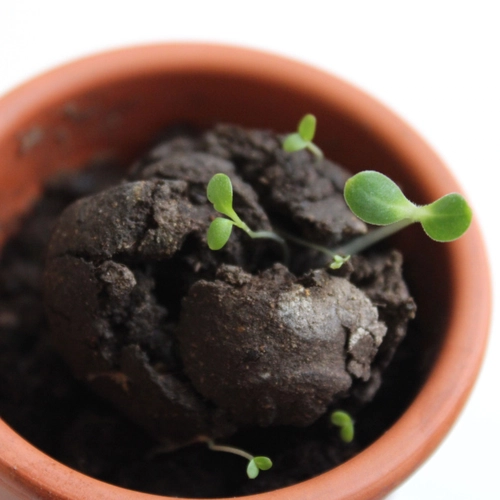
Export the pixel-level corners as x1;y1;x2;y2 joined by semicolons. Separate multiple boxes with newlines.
329;254;351;270
206;173;286;252
283;114;323;159
331;410;355;443
207;440;273;479
335;170;473;255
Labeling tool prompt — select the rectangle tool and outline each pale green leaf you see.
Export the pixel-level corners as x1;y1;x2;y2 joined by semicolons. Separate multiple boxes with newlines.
207;218;233;250
331;410;352;427
246;459;259;479
331;411;355;443
344;171;415;225
417;193;472;242
254;456;273;471
330;254;350;270
283;132;309;153
298;114;317;142
340;422;354;443
207;173;234;216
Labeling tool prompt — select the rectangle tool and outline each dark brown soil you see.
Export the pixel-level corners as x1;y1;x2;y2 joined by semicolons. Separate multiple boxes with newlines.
0;124;419;498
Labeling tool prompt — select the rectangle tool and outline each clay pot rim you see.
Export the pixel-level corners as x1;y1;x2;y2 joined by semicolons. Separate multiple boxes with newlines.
0;43;491;500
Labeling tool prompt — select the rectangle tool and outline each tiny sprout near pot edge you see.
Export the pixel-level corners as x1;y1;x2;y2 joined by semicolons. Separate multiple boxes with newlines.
282;114;324;159
207;440;272;479
331;410;355;443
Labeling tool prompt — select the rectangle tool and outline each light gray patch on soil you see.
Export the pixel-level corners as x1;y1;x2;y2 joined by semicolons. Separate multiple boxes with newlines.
177;265;386;428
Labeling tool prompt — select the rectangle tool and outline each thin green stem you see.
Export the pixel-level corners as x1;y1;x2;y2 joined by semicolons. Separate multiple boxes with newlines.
207;440;254;462
331;219;412;256
226;208;247;230
277;230;335;259
249;230;286;245
306;142;324;159
278;218;413;262
248;229;290;265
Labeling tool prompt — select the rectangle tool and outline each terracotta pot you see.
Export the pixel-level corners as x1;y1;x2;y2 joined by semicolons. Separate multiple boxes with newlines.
0;44;490;500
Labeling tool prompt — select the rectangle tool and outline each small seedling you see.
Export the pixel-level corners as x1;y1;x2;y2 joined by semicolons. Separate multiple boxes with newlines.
329;254;351;270
331;410;355;443
335;170;473;255
206;173;286;252
283;114;323;159
207;440;273;479
247;456;274;479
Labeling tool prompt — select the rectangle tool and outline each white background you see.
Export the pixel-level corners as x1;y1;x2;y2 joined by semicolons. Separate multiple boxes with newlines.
1;1;498;498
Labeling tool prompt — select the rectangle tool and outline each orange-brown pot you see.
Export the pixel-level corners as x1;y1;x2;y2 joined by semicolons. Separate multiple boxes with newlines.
0;44;491;500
